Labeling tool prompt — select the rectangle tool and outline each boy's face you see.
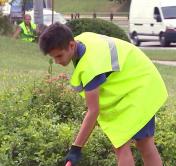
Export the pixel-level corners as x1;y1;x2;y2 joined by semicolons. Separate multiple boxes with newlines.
49;41;76;66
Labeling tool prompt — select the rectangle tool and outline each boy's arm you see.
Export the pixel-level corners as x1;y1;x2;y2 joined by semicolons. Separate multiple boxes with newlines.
73;87;99;147
65;76;104;164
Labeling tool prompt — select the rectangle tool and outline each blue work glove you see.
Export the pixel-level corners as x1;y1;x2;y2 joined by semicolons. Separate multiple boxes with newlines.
65;145;82;166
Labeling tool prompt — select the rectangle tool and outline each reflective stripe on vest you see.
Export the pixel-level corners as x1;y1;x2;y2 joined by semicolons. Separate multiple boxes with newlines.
99;34;119;71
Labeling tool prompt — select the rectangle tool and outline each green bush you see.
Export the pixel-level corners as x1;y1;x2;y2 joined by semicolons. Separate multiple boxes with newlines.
0;75;83;165
0;68;175;165
0;14;13;36
155;106;176;165
66;18;130;42
0;73;114;166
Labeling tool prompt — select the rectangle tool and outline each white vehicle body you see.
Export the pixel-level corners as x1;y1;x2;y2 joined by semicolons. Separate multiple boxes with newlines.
0;2;11;16
129;0;176;46
26;9;67;26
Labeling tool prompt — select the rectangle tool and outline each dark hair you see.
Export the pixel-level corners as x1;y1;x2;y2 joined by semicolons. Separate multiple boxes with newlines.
39;23;74;55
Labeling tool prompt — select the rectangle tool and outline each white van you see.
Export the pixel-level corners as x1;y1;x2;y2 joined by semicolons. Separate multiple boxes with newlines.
129;0;176;46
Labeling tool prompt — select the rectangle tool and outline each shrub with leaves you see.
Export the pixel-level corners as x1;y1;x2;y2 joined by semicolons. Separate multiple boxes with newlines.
0;69;115;165
155;105;176;165
0;13;13;35
28;74;86;123
66;18;130;42
0;60;175;165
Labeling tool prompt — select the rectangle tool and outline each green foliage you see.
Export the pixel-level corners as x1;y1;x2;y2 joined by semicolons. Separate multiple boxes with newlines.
54;0;117;12
0;74;85;165
0;58;176;165
82;127;116;166
66;18;130;42
0;70;116;165
155;106;176;165
0;72;175;165
0;14;13;35
28;74;86;123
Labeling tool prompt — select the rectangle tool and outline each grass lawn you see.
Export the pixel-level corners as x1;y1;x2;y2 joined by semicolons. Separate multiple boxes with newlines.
155;64;176;110
54;0;116;13
143;49;176;61
0;36;175;108
0;36;73;90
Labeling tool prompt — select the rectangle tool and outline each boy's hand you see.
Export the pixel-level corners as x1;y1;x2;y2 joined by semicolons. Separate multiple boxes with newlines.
65;145;82;166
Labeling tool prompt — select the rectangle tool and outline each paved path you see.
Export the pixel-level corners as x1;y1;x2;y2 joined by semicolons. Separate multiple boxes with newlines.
152;60;176;66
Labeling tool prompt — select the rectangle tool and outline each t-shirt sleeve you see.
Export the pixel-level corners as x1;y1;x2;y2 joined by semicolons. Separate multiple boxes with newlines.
84;74;106;91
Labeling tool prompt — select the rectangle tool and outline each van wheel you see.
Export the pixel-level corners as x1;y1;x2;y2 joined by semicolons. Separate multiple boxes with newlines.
131;33;141;46
160;35;170;47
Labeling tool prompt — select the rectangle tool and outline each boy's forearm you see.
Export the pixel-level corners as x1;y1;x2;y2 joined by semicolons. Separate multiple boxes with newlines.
73;109;99;147
73;87;99;147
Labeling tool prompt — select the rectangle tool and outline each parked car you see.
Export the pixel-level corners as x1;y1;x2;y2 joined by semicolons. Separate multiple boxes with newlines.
129;0;176;47
26;9;67;26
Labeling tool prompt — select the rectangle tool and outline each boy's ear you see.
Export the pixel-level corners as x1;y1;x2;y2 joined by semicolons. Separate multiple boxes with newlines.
69;41;76;50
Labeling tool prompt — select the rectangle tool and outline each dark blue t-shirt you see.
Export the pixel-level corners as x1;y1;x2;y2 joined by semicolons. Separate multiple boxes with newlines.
75;42;107;91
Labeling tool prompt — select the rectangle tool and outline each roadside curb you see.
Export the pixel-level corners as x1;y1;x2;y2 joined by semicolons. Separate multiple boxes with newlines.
152;60;176;66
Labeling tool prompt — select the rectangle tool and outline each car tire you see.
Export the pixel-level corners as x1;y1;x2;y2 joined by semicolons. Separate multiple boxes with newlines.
131;33;141;46
160;34;170;47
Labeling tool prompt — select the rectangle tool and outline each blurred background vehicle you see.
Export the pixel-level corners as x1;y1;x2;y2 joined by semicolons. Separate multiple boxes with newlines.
26;8;67;26
129;0;176;47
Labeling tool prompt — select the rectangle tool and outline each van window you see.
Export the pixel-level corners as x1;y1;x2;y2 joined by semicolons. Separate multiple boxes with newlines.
154;7;160;16
162;6;176;19
154;7;161;22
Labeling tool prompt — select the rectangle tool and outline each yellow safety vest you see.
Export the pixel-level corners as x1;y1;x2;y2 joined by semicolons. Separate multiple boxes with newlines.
71;32;168;148
19;22;36;42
